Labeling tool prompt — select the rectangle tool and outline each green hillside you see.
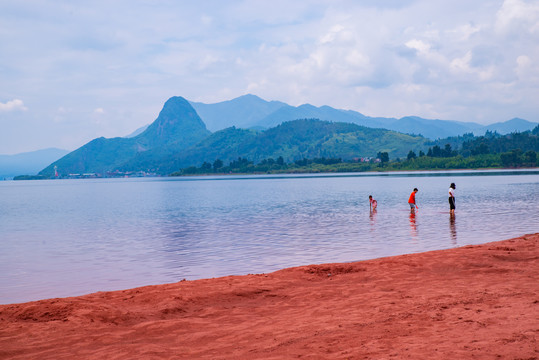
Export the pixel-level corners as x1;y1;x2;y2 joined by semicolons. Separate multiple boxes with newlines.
157;119;427;174
37;97;428;177
40;97;210;176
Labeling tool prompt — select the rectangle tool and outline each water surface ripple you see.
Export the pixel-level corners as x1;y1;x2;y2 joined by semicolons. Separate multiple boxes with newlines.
1;170;537;304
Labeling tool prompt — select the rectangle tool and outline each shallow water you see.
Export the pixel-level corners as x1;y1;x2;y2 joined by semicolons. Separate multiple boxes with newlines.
1;169;538;304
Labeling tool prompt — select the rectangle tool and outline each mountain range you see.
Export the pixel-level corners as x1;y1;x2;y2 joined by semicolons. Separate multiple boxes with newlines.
7;94;537;178
129;119;427;175
0;148;69;179
39;97;429;177
127;95;538;140
189;94;537;139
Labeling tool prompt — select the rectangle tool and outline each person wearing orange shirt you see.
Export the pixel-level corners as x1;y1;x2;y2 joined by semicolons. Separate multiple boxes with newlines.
408;188;419;211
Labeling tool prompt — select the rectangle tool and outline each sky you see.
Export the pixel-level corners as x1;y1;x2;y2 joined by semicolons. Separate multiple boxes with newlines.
1;0;538;154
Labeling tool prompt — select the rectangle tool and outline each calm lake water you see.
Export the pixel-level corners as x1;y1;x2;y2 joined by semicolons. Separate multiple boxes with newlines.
1;170;538;304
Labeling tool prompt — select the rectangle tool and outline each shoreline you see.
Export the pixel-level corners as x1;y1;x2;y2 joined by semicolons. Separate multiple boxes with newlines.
1;233;537;359
10;166;539;181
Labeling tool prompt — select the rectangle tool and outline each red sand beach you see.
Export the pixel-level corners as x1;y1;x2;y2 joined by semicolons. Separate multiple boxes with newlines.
1;233;537;359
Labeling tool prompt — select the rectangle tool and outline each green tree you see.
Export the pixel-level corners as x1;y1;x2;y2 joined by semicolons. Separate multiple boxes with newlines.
500;149;523;167
213;159;223;171
524;150;537;164
443;144;456;157
407;150;417;160
377;152;389;164
472;142;489;155
201;161;212;171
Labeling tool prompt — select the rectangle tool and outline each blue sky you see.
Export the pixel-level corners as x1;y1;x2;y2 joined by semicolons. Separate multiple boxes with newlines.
1;0;538;154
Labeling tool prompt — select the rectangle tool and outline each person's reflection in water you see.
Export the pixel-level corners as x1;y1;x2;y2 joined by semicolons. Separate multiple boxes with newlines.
449;213;457;244
409;210;417;239
369;207;377;231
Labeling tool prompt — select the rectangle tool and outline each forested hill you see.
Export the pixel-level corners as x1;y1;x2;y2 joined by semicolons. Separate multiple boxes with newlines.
39;97;210;177
171;125;539;175
35;95;428;177
139;119;427;175
35;95;537;178
424;126;539;156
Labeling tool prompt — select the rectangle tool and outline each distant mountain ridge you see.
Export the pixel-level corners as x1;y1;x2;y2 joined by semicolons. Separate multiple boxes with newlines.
0;148;69;179
482;118;535;134
39;97;427;177
190;94;537;139
35;94;537;177
190;94;287;131
134;119;427;175
122;95;539;141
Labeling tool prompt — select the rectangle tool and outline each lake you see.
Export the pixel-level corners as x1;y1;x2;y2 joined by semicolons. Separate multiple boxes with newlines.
1;169;538;304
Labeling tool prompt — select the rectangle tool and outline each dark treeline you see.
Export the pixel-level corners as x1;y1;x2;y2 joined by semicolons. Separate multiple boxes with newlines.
171;126;539;175
411;126;539;168
423;127;539;156
174;156;348;175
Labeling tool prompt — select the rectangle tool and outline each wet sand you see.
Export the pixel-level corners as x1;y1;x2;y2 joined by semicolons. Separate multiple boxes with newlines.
1;233;537;359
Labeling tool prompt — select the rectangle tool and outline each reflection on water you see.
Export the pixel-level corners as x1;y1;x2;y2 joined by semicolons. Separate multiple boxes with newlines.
0;170;538;304
369;208;377;230
409;211;418;240
449;213;457;245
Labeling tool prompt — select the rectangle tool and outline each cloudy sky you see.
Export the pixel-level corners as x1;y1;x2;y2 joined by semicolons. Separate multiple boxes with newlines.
1;0;538;154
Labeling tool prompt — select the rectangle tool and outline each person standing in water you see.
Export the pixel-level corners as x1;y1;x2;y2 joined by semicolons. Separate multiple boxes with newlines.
448;183;456;215
369;195;377;211
408;188;419;211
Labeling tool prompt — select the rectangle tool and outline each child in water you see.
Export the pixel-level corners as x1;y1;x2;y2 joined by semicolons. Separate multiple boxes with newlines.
408;188;419;211
369;195;377;210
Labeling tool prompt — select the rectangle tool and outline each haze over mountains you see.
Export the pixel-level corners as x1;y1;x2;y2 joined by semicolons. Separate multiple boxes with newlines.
189;94;537;139
39;96;428;177
3;94;537;178
125;94;537;141
0;148;69;179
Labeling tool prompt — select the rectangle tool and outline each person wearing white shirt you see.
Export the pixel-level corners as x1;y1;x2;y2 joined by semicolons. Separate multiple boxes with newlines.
448;183;456;215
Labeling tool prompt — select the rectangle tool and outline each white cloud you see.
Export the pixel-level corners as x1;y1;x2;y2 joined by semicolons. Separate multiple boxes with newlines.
0;0;538;153
0;99;28;112
515;54;539;82
320;25;347;44
448;23;481;41
496;0;539;34
405;39;431;54
450;51;473;73
446;50;494;83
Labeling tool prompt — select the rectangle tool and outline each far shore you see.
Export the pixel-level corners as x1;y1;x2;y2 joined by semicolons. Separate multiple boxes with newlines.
10;166;539;181
1;233;537;359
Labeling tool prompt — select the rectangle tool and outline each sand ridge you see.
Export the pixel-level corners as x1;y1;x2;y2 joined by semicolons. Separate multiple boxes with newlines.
1;234;538;359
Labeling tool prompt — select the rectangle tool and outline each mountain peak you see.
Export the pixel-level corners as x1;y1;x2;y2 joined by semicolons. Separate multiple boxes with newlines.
137;96;209;146
39;97;211;176
506;117;528;123
237;94;264;101
159;96;192;112
190;94;287;131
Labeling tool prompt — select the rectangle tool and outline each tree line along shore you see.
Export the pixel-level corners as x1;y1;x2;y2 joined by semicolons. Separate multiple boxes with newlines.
15;126;539;180
172;128;539;176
